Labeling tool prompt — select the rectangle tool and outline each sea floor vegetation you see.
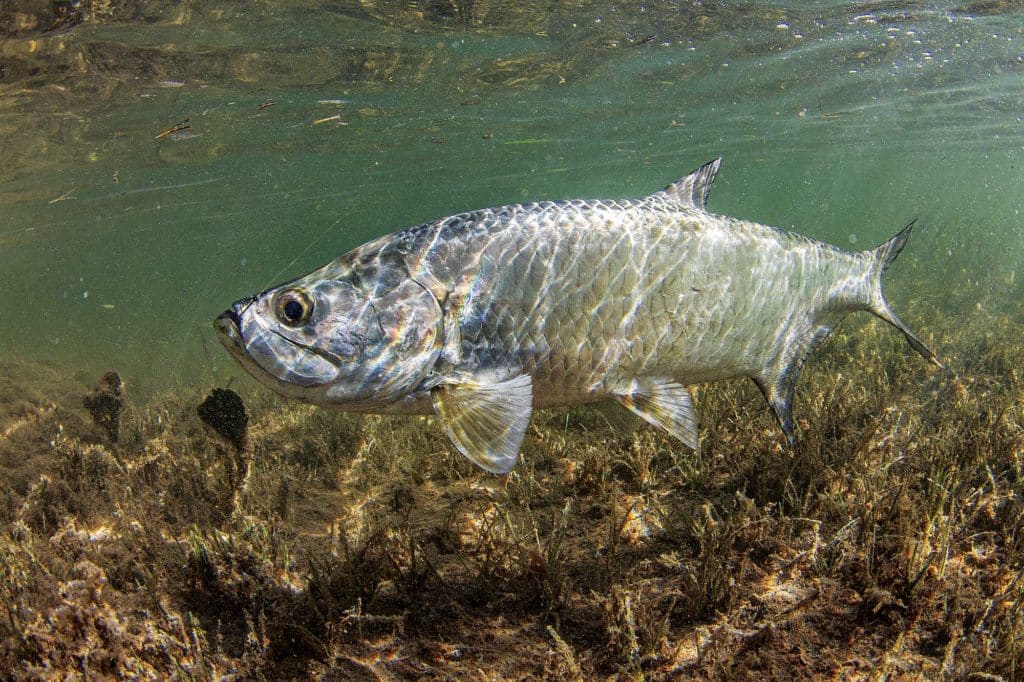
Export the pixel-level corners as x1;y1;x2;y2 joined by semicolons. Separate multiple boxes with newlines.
1;302;1022;679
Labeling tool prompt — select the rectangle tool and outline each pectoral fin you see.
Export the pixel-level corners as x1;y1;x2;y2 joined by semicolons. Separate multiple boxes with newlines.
431;374;533;474
613;378;699;451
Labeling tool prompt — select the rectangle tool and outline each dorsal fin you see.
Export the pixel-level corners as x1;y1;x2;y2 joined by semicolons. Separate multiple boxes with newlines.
654;158;722;209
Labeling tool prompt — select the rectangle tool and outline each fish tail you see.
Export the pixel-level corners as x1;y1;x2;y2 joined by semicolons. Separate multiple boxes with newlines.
865;219;943;368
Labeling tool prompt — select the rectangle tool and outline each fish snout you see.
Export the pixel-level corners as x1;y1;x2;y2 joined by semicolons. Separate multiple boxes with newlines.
217;307;240;328
214;296;256;344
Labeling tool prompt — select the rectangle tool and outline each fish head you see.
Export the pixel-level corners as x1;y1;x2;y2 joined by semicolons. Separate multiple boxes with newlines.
215;253;443;409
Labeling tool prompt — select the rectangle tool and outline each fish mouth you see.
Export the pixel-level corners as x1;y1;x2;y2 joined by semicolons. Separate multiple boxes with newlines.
218;306;242;331
213;304;338;393
214;308;247;360
215;296;256;352
214;306;290;390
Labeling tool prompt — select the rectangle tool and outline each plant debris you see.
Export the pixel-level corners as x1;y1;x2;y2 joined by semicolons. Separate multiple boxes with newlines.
197;387;248;452
82;370;124;443
154;118;191;140
2;298;1022;678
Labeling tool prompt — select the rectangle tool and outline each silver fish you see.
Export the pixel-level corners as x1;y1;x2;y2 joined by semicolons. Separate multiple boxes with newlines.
215;159;939;473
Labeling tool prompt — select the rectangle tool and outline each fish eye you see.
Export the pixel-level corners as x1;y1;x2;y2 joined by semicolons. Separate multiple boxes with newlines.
274;289;313;327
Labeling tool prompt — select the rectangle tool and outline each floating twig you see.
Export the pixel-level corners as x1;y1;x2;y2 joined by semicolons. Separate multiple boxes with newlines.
48;187;77;204
154;118;191;140
313;114;348;125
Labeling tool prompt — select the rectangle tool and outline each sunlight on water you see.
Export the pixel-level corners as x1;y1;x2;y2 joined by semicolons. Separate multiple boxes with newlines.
1;1;1022;395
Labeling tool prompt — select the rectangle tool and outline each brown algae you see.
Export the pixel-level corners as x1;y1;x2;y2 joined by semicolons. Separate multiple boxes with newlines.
0;300;1021;678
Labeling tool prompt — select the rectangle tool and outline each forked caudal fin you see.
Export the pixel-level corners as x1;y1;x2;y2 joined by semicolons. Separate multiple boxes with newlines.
865;219;943;369
755;219;941;446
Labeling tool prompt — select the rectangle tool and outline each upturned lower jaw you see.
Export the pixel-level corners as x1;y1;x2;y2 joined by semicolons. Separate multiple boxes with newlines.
214;312;244;353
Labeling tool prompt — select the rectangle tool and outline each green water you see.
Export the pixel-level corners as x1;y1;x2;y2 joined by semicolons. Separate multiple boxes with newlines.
1;1;1023;396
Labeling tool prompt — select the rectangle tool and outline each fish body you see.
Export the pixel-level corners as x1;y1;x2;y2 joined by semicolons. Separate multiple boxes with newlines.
216;159;938;473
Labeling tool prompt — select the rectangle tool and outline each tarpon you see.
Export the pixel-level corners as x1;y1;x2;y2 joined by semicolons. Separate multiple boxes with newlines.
215;159;939;473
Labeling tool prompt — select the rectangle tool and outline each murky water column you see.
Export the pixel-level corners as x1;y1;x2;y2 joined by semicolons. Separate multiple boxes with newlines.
0;2;1021;395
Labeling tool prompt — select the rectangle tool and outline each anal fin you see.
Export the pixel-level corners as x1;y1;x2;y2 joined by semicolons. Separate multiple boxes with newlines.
593;401;641;435
613;378;699;451
753;376;797;446
754;323;835;446
431;374;533;474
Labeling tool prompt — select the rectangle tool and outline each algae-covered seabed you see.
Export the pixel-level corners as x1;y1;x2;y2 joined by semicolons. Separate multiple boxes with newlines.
2;2;1023;679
